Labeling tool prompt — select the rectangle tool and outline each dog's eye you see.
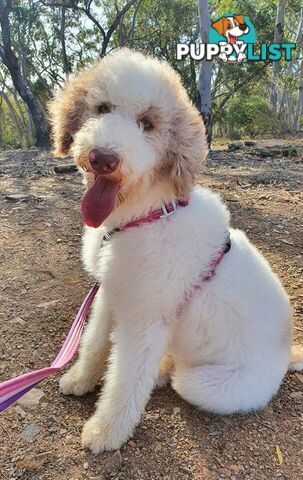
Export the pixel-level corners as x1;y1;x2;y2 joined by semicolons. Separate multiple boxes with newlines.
97;103;111;115
227;23;232;28
234;21;239;26
141;117;154;132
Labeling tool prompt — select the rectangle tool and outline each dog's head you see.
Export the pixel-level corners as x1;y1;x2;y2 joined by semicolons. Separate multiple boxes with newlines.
49;49;207;228
212;15;249;43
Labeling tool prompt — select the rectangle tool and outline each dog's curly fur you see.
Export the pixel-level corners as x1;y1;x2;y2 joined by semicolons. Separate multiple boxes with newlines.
49;49;302;454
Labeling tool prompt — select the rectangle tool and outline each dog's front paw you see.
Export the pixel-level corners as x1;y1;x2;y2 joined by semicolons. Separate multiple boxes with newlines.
60;365;99;396
82;414;129;454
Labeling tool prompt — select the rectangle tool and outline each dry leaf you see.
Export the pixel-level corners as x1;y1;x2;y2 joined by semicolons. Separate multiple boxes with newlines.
36;299;60;308
37;269;56;279
67;279;81;286
275;445;283;465
281;239;294;246
294;373;303;384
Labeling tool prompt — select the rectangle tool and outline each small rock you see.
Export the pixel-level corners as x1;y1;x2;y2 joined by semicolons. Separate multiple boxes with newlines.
17;388;45;410
230;464;245;474
5;194;32;203
9;316;26;325
289;391;303;400
104;450;123;474
172;407;181;417
54;164;77;174
209;430;223;437
83;462;89;470
228;143;243;151
21;423;41;441
14;405;27;418
16;458;45;470
254;148;273;158
154;443;162;453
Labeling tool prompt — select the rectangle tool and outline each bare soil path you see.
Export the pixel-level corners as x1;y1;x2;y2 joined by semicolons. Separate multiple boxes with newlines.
0;147;302;480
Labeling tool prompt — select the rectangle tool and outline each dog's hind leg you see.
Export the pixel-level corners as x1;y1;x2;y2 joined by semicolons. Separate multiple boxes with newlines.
60;289;112;396
288;345;303;372
155;354;174;388
171;361;286;415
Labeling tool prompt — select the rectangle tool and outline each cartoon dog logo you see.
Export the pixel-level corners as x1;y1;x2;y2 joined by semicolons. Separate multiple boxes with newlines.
211;15;250;62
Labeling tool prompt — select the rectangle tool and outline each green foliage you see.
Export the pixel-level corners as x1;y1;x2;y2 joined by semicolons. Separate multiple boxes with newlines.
0;0;302;147
225;95;282;138
0;99;23;148
31;78;52;108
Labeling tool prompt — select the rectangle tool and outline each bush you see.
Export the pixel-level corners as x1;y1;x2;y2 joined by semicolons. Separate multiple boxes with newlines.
0;104;22;148
225;95;282;139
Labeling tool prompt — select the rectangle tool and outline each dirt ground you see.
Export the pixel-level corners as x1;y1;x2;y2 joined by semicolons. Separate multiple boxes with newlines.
0;145;302;480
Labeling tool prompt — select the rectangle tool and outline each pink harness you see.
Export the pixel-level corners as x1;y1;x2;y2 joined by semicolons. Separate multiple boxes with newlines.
0;200;230;412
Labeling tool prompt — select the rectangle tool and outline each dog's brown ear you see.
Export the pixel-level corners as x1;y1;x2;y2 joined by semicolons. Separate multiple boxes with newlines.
166;105;207;199
48;76;89;157
211;18;226;36
234;15;245;25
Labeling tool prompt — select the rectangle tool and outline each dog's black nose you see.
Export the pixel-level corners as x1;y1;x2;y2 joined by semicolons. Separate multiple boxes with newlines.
88;150;120;175
239;23;247;31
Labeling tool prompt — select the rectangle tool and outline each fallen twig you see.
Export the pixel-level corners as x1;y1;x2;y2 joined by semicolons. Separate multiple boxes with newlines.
54;164;77;174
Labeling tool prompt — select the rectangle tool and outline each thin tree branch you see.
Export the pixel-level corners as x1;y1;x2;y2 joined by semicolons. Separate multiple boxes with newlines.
101;0;136;56
129;0;144;46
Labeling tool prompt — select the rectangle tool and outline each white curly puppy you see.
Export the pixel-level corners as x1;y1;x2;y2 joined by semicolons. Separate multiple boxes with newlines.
49;49;299;454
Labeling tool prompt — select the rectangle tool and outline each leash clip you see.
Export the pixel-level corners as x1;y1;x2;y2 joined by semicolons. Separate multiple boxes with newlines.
160;200;177;219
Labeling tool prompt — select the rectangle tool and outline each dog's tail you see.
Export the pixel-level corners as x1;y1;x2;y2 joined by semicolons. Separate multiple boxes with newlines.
288;345;303;372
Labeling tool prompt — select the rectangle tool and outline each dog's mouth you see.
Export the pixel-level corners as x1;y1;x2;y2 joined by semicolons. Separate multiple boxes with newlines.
227;31;237;44
81;174;119;228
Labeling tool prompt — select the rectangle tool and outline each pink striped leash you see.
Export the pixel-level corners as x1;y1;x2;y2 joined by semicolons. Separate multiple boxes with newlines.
0;283;99;412
0;200;187;413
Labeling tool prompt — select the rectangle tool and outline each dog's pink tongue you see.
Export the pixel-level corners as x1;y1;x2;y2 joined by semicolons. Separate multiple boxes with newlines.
81;175;118;228
229;33;237;44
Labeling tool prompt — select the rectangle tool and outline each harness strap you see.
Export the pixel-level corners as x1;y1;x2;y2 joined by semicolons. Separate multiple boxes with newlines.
179;233;231;312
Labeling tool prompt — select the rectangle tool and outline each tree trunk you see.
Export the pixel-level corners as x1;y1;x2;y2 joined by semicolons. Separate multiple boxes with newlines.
0;0;49;147
60;2;71;76
278;8;303;117
269;0;287;111
293;61;303;132
197;0;212;147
